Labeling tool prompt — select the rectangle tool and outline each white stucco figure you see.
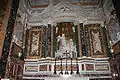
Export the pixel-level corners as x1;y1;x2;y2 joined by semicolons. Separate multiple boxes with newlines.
69;39;74;52
117;32;120;40
56;34;77;58
61;34;66;48
92;31;102;54
57;34;67;50
31;33;39;55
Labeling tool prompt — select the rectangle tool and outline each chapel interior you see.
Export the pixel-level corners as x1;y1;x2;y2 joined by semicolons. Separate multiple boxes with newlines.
0;0;120;80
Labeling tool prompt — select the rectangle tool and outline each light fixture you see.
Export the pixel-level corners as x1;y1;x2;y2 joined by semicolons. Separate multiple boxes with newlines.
113;73;118;77
18;52;22;57
111;49;114;53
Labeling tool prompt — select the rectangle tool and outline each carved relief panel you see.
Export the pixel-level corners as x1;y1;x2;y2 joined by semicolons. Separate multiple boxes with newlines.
83;24;106;57
27;28;43;58
88;24;106;57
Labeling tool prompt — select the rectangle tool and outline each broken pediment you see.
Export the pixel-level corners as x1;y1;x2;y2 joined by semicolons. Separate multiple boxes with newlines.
29;2;103;26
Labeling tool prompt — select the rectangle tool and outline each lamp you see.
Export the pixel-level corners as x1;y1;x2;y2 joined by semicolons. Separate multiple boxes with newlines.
76;58;79;75
70;58;73;75
64;50;69;75
54;50;80;76
59;58;63;75
54;58;57;75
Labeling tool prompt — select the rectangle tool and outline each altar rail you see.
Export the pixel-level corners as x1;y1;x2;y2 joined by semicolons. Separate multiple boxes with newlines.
23;57;111;78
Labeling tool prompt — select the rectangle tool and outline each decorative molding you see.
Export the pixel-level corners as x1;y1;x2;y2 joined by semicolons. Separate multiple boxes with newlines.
28;2;104;26
23;58;111;79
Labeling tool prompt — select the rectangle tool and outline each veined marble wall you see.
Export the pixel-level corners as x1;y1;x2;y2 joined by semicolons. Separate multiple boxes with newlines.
0;0;11;56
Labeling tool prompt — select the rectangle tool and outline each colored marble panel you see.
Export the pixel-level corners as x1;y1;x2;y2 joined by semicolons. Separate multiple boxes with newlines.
25;66;38;72
85;64;94;71
39;65;47;71
95;64;109;71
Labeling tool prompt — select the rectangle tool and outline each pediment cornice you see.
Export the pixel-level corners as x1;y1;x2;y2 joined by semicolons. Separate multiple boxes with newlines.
29;2;104;26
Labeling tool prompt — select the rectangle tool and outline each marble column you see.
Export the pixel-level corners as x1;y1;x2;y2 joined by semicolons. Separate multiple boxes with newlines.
0;0;20;77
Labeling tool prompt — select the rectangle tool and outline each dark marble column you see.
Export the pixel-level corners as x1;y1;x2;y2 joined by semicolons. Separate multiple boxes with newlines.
74;25;80;57
47;24;51;57
112;0;120;24
79;23;86;56
23;28;30;59
101;25;112;57
53;25;57;58
0;0;20;77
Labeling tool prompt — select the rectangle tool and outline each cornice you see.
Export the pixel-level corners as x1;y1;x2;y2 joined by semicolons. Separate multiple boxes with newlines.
28;2;104;26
